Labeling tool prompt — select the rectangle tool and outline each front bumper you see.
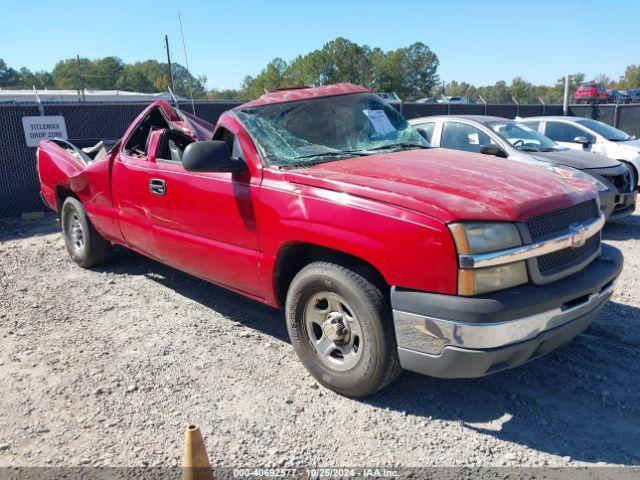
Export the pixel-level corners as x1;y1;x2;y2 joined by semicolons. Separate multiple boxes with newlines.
391;244;623;378
600;190;636;221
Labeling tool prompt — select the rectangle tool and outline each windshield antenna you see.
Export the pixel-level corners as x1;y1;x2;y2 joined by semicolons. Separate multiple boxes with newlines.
178;10;196;115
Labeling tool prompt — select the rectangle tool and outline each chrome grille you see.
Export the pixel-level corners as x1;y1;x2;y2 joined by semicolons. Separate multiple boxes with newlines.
537;234;600;274
525;200;601;281
525;200;599;241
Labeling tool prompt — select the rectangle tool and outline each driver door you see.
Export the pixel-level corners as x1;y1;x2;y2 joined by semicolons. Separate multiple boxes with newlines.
112;129;163;258
143;127;264;297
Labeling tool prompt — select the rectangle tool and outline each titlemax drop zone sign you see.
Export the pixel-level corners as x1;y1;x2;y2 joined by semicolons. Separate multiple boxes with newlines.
22;116;68;147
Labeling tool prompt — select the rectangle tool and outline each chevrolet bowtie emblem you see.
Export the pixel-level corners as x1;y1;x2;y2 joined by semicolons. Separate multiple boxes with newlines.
569;224;587;249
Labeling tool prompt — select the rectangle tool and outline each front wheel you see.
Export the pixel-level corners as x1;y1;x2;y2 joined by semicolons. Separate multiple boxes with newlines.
285;262;401;397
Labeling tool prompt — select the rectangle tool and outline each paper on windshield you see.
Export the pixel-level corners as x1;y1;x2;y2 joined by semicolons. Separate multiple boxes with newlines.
363;109;396;134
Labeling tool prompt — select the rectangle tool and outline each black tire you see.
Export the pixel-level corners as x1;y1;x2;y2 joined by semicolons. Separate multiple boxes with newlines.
61;197;111;268
285;261;401;397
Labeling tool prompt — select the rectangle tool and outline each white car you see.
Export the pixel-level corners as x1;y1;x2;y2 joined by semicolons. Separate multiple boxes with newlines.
436;96;476;104
375;92;401;103
518;116;640;190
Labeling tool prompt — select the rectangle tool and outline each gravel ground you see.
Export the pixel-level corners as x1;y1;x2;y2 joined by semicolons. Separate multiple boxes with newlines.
0;212;639;468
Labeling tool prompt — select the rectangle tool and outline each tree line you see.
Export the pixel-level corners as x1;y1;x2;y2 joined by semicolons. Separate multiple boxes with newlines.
2;38;639;103
235;37;440;100
0;56;207;98
444;68;640;104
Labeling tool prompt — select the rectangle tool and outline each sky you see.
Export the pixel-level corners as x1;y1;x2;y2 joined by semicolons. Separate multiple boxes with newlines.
1;0;638;91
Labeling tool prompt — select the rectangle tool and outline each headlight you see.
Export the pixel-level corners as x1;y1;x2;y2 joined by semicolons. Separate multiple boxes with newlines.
449;222;528;296
449;222;522;254
548;165;608;192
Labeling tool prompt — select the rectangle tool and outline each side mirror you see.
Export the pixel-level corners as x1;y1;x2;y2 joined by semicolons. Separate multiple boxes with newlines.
573;136;591;146
480;144;508;158
182;140;246;173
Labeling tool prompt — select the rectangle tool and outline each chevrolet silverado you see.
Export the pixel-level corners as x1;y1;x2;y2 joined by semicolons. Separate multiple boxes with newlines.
37;83;623;397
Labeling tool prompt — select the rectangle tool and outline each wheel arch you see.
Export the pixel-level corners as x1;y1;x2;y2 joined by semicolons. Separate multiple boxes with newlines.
55;185;80;215
273;242;389;308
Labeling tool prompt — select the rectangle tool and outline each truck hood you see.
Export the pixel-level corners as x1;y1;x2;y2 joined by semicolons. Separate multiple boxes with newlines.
530;148;620;169
284;149;596;224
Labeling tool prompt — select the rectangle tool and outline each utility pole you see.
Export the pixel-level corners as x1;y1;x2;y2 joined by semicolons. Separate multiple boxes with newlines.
165;35;175;93
563;74;570;116
76;54;85;102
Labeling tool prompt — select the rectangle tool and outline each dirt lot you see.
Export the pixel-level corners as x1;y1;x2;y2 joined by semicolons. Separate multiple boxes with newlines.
0;212;639;468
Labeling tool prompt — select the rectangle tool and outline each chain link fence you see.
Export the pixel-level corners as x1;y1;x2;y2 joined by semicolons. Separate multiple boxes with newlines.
0;101;241;218
569;104;640;138
1;100;639;218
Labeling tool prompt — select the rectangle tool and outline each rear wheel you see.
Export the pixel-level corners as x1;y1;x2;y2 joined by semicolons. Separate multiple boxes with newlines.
61;197;110;268
285;261;401;397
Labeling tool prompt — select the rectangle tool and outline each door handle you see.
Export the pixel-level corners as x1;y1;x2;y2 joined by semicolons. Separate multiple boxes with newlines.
149;178;166;196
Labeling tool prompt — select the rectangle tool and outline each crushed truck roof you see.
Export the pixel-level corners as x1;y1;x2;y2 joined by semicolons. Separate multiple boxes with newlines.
235;82;370;109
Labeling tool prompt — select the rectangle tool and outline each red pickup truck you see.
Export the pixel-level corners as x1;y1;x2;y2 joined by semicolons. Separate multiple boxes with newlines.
37;83;622;397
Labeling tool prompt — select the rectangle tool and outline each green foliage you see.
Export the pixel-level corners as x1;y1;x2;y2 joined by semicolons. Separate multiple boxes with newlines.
240;38;440;100
3;50;640;104
617;65;640;89
444;73;592;104
206;88;242;100
241;58;288;99
1;59;32;87
0;56;205;98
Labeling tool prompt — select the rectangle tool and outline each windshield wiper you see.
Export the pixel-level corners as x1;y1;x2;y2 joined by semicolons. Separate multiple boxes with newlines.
360;143;430;152
290;151;369;161
608;138;631;142
517;146;541;152
281;143;429;167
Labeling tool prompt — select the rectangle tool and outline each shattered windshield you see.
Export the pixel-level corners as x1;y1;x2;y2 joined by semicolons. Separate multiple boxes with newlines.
488;121;557;152
235;93;429;168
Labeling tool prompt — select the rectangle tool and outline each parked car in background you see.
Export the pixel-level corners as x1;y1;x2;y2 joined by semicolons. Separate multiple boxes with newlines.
607;89;630;104
415;97;438;103
575;83;609;102
409;115;637;220
437;96;476;104
375;92;401;103
519;116;640;191
627;89;640;103
36;83;622;397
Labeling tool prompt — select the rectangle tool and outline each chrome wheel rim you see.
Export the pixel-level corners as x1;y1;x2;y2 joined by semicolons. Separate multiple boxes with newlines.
304;291;363;372
67;213;85;255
